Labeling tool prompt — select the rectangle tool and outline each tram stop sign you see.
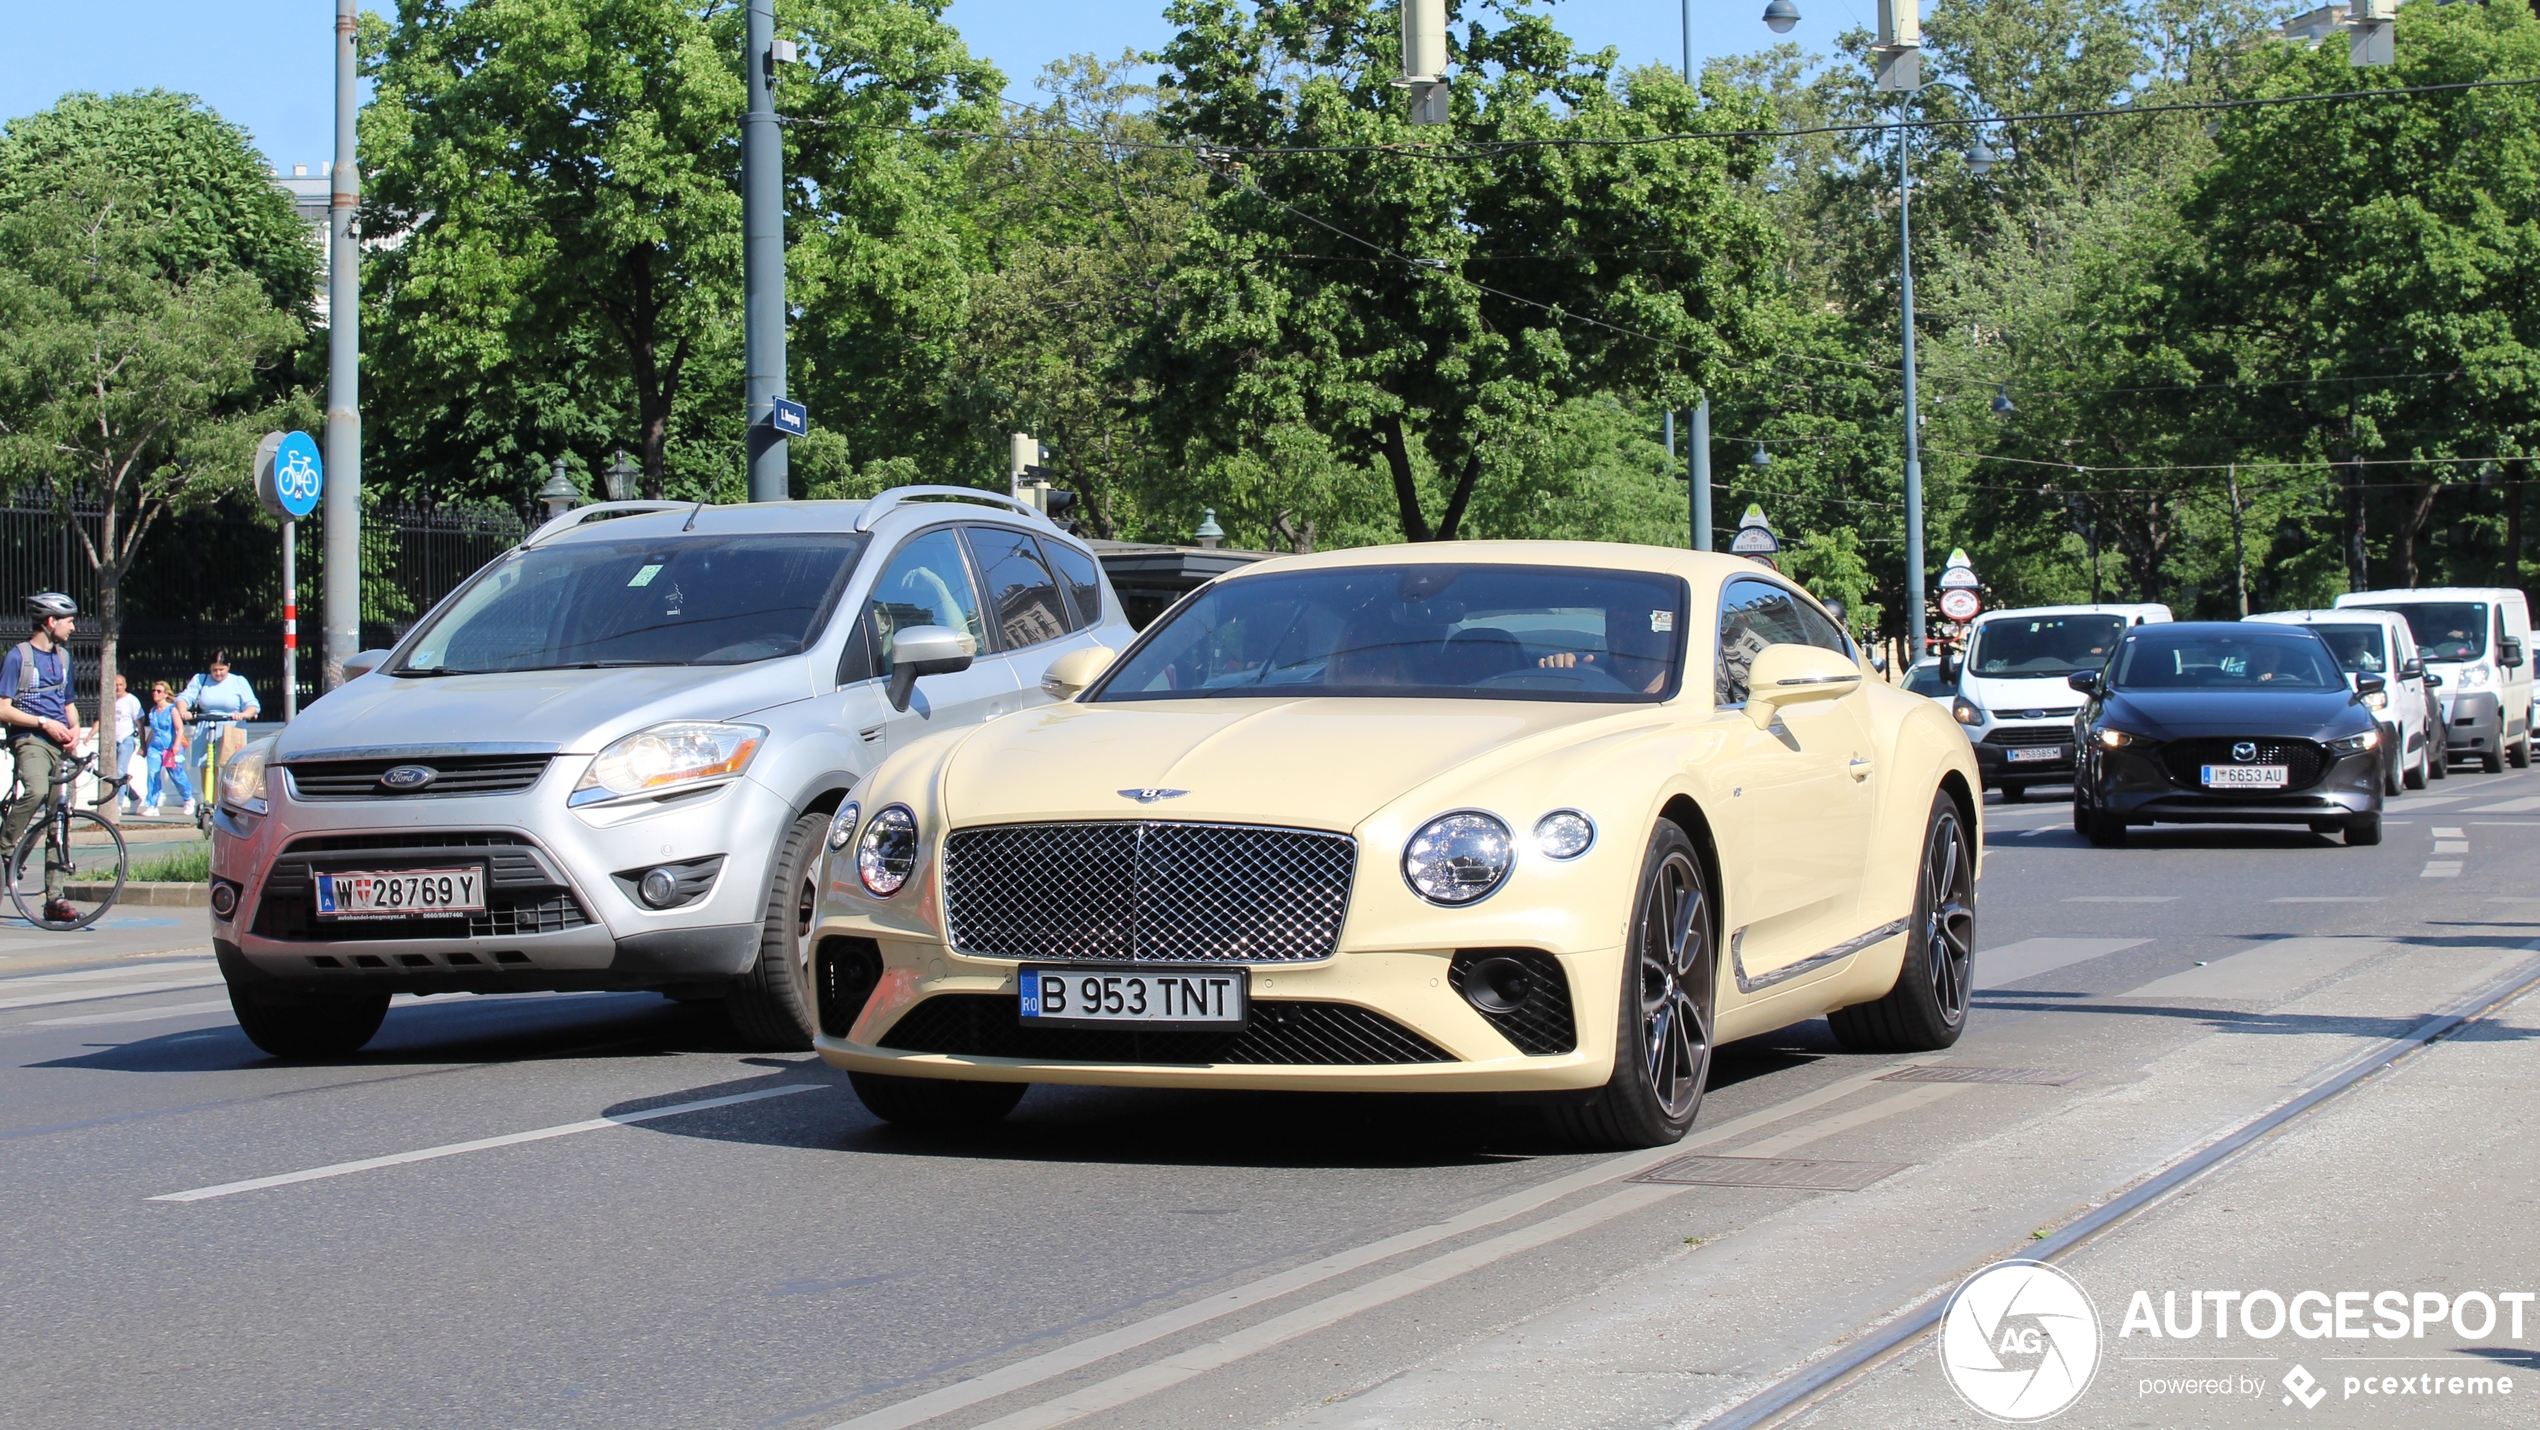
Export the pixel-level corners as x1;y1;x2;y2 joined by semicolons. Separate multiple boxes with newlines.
255;431;324;521
1728;503;1781;559
1939;587;1982;622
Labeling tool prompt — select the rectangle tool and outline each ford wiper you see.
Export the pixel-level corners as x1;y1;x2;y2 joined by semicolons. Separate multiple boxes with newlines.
390;666;478;677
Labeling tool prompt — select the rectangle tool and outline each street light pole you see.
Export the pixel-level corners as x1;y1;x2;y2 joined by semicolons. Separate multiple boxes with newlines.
322;0;361;688
1897;101;1928;661
742;0;788;502
1684;0;1713;551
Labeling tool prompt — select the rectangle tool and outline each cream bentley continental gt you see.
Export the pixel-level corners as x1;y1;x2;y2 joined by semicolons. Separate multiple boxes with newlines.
806;543;1981;1147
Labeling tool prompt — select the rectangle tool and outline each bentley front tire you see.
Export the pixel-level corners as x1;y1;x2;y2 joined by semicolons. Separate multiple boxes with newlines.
1829;789;1973;1053
849;1073;1028;1129
1553;824;1713;1150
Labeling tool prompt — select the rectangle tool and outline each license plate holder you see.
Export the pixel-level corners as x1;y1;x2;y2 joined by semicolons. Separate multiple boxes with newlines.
1019;966;1248;1030
2007;745;2064;763
312;866;488;919
2201;764;2289;790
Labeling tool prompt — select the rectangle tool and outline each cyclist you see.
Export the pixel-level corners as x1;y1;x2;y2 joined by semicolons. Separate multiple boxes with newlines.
0;593;85;925
176;649;259;810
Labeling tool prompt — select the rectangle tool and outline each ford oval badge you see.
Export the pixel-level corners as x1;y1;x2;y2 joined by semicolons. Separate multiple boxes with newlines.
380;764;439;792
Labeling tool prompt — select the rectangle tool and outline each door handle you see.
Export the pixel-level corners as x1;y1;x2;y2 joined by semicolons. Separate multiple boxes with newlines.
1848;757;1873;781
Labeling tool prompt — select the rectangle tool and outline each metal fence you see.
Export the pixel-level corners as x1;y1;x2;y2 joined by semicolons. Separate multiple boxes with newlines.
0;492;525;715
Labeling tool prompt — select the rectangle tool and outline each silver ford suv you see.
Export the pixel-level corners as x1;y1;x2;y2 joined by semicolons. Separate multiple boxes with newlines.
208;488;1132;1057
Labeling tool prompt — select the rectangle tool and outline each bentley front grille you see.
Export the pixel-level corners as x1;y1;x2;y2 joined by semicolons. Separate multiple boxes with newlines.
942;821;1356;964
285;754;553;799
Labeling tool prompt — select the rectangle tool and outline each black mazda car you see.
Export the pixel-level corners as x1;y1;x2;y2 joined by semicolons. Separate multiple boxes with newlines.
2070;622;2388;847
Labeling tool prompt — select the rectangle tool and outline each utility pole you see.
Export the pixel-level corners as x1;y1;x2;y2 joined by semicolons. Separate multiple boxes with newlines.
742;0;788;501
322;0;361;688
2228;464;2249;616
1896;100;1928;658
1682;0;1712;552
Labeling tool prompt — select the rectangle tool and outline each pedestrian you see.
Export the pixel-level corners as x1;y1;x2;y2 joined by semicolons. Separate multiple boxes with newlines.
176;650;259;801
145;680;191;816
0;593;86;924
111;673;141;814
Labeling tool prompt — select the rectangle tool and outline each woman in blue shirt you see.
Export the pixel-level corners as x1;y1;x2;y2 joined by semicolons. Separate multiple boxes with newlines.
145;680;191;814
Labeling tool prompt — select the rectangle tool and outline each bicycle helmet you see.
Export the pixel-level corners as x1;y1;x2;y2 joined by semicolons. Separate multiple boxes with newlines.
25;592;76;620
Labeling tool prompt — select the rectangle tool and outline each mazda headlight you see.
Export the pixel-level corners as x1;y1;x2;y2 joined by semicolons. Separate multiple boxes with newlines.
2459;664;2494;691
220;737;276;816
1403;812;1514;906
2328;729;2381;754
2095;728;2148;749
826;800;863;852
1952;697;1986;727
569;722;766;807
857;805;919;896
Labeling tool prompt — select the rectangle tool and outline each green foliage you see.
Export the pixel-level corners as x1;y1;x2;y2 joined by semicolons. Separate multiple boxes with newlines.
131;841;211;883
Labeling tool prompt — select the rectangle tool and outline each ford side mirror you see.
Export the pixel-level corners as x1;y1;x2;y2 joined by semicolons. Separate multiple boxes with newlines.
2066;671;2101;695
343;648;393;682
2354;673;2387;700
2425;671;2444;689
884;625;976;712
2502;636;2524;668
2398;658;2423;681
1939;653;1963;686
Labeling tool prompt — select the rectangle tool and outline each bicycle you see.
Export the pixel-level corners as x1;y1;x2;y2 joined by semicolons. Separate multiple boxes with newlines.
192;714;252;833
2;746;134;930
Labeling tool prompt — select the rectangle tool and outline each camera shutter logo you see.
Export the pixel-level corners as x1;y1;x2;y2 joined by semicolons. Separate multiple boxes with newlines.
1937;1260;2102;1422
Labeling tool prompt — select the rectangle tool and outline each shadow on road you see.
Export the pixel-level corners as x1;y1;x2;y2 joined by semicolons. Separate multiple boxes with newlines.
26;992;732;1074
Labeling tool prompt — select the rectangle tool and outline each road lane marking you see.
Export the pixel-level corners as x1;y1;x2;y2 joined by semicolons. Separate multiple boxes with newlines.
0;977;225;1012
947;1083;1975;1430
2119;937;2389;1001
34;999;232;1028
2423;862;2464;878
2270;896;2381;903
2465;796;2540;813
2436;841;2471;853
2063;896;2175;903
1977;937;2149;989
2433;827;2466;837
818;1060;1938;1430
0;958;213;989
148;1085;817;1203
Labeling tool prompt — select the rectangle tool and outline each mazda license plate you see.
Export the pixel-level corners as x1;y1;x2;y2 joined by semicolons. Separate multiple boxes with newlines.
1019;967;1247;1029
2201;764;2288;790
313;867;487;919
2007;746;2064;763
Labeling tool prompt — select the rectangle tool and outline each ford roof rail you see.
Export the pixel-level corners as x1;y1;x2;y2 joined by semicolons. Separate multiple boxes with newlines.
522;500;697;548
853;485;1052;533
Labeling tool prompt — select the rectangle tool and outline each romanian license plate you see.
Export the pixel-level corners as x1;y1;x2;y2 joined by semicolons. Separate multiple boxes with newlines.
313;867;487;919
2201;765;2289;790
1018;966;1248;1029
2007;745;2065;763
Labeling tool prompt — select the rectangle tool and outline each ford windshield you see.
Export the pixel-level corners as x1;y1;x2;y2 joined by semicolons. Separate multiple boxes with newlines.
1968;615;2126;678
1091;565;1688;703
396;533;867;674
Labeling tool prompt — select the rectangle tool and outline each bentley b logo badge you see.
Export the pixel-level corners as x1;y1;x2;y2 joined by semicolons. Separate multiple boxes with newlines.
380;764;439;791
1117;788;1188;803
2231;742;2258;763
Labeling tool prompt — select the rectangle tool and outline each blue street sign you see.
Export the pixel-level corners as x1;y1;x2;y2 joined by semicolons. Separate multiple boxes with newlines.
769;397;809;437
260;431;324;520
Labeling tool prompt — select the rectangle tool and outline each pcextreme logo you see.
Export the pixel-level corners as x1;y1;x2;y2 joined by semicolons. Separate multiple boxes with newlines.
1938;1261;2104;1422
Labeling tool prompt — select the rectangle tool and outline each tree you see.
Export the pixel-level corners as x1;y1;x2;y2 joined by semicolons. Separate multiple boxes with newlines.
363;0;997;507
0;172;302;763
1142;0;1784;545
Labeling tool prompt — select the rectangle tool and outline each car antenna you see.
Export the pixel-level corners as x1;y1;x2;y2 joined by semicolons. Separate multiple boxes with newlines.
681;500;706;532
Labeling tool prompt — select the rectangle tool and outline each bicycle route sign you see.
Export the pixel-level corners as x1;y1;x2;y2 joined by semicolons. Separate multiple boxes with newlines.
254;430;324;521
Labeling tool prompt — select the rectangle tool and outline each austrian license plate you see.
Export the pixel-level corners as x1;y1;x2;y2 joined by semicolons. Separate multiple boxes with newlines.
2201;764;2289;790
1018;966;1248;1029
312;867;487;919
2007;745;2065;763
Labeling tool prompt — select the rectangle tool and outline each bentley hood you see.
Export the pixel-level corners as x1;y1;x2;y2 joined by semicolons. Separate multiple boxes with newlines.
930;697;1649;833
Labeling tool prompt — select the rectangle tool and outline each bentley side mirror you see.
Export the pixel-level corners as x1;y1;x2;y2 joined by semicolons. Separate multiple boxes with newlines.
2502;637;2525;668
1038;645;1117;701
1742;643;1864;729
2066;671;2101;696
2398;658;2424;681
884;625;976;712
2354;673;2388;701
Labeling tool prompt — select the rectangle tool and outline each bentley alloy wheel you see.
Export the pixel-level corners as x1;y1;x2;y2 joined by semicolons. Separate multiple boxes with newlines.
1557;824;1712;1148
1829;789;1974;1052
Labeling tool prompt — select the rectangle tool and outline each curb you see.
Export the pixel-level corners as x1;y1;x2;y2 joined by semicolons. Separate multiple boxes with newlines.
65;882;208;907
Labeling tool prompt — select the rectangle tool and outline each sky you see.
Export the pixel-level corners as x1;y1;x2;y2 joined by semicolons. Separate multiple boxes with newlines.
0;1;1878;171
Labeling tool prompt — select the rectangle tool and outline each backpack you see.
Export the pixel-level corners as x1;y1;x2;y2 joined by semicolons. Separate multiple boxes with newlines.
9;642;66;701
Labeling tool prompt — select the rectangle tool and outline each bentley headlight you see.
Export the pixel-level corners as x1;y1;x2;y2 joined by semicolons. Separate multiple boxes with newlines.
826;801;862;852
220;737;276;816
857;805;919;896
1403;812;1514;906
1533;810;1596;860
570;722;766;807
1952;697;1986;727
2328;729;2382;754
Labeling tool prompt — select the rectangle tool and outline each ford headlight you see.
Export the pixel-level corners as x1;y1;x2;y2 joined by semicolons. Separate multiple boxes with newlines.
1952;697;1986;727
569;722;766;807
2328;729;2381;754
220;737;276;816
2459;665;2494;691
858;805;919;896
2361;688;2388;710
826;800;862;852
1403;811;1514;906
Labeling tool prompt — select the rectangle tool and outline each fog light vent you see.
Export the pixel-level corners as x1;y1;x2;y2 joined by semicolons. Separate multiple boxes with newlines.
1449;948;1576;1055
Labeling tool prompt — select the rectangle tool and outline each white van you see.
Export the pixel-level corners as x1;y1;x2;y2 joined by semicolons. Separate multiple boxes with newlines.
2335;588;2533;772
1945;603;2172;798
2246;608;2436;791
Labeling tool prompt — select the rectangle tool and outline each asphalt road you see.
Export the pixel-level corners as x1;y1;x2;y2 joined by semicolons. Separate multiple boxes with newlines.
5;770;2538;1430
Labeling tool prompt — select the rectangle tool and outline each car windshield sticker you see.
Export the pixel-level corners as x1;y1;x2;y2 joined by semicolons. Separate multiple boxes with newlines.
1651;610;1675;632
627;563;664;587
